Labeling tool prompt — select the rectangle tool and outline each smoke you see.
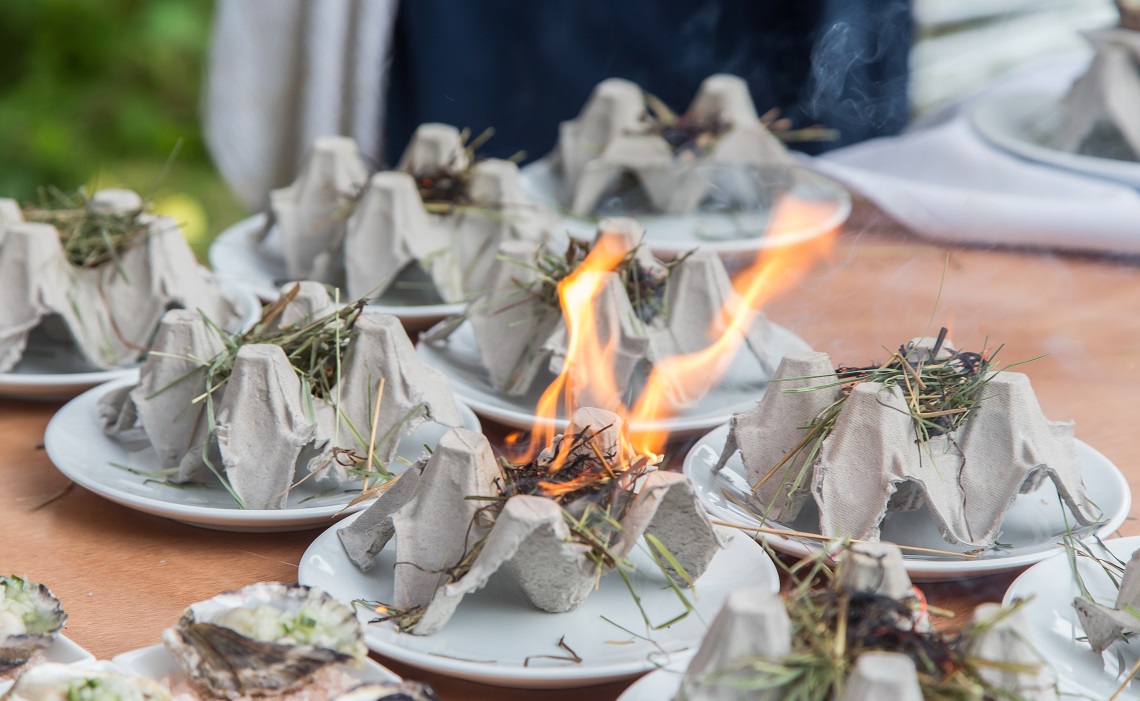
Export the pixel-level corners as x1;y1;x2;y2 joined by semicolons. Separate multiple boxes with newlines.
804;3;910;137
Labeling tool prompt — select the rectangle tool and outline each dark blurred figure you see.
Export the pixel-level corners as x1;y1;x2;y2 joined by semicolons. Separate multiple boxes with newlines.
384;1;911;164
206;0;910;207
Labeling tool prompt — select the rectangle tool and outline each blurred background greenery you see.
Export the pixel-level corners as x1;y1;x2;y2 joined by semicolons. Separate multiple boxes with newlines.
0;0;242;259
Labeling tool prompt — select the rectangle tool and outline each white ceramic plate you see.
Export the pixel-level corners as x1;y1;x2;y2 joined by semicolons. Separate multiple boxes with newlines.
1004;536;1140;700
683;423;1131;580
298;511;778;689
0;278;262;402
417;319;806;437
0;635;97;694
44;378;482;533
520;159;851;256
209;214;464;328
971;91;1140;190
112;643;400;694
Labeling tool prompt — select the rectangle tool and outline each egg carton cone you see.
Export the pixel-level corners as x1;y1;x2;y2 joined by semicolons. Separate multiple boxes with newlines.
837;541;930;633
337;428;501;600
459;238;559;394
963;603;1059;700
554;78;645;193
396;122;471;176
1051;27;1140;160
101;293;464;509
714;352;838;521
718;344;1098;548
837;542;915;601
0;189;237;373
343;171;444;301
676;586;791;701
269;136;367;283
341;124;552;304
1073;548;1140;654
555;74;794;217
215;344;321;509
270;280;336;329
836;652;924;701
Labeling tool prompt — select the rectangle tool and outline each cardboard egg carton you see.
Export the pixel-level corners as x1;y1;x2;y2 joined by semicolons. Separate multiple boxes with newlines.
716;343;1099;548
339;407;725;635
99;283;464;509
553;74;794;217
270;127;553;304
0;189;237;372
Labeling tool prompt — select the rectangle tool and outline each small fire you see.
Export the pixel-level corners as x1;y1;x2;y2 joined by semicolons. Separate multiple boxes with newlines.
509;196;838;469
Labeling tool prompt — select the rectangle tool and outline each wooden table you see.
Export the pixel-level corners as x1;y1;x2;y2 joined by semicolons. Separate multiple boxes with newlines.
4;213;1139;700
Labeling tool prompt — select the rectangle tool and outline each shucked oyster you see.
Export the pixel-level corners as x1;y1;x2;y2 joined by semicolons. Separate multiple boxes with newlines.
0;576;67;672
1;663;170;701
162;582;366;700
334;682;442;701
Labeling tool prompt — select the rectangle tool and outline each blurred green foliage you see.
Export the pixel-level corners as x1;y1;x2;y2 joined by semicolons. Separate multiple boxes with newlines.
0;0;245;257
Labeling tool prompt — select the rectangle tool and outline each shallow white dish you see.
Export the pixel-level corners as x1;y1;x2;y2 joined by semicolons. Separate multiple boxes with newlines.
684;423;1131;580
1004;535;1140;699
971;90;1140;190
209;213;465;329
0;635;97;694
298;510;778;689
44;377;482;533
417;319;804;436
113;643;400;693
520;159;851;256
0;278;262;402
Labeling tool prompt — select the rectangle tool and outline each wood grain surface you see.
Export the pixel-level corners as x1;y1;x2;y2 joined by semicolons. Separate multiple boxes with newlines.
3;215;1138;700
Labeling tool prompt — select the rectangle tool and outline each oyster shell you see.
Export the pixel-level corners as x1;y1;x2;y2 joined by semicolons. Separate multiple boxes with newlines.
0;576;67;672
162;582;366;700
1;663;170;701
333;682;442;701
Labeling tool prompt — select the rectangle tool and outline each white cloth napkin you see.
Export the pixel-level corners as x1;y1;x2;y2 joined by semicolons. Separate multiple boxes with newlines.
804;54;1140;255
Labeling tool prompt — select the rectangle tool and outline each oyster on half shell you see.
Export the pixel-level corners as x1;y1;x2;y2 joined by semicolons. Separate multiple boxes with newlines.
1;663;170;701
333;682;442;701
0;576;67;672
162;582;366;700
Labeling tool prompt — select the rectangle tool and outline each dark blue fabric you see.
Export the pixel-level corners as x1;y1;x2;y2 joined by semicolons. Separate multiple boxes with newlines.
384;1;911;165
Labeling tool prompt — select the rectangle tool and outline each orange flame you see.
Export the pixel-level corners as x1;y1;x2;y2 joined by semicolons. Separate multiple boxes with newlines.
509;196;838;468
513;233;632;467
630;200;838;455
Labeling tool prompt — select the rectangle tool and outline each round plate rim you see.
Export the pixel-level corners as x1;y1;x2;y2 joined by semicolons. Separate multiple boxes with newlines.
298;510;779;687
208;213;467;320
1002;534;1140;699
970;90;1140;188
44;377;482;528
518;159;853;255
683;422;1131;578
